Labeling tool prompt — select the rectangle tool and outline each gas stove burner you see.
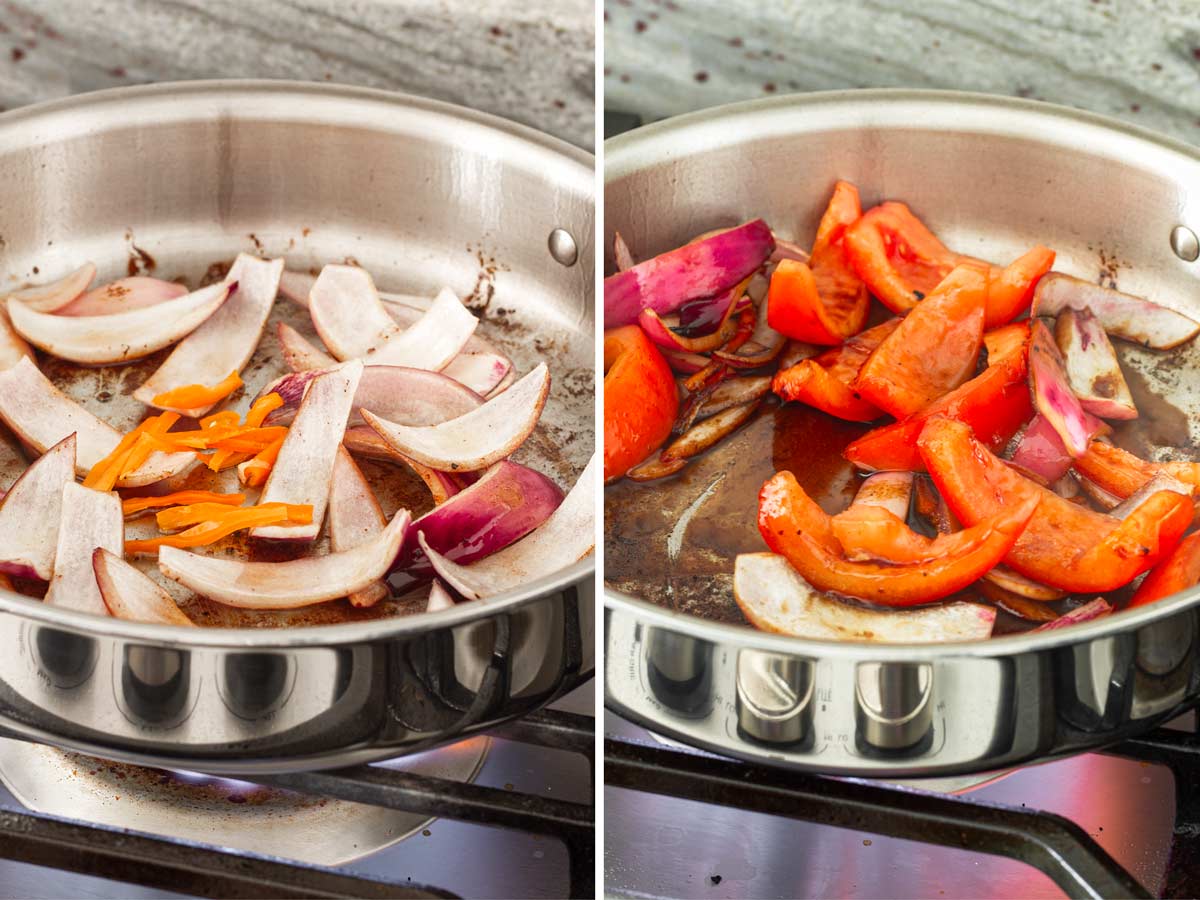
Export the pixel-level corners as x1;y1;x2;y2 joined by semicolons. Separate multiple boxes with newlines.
0;735;488;866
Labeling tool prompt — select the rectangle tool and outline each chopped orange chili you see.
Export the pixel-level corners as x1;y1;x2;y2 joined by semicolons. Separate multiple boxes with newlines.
156;501;311;532
123;491;246;516
126;503;314;554
152;371;243;411
199;410;240;430
237;436;285;488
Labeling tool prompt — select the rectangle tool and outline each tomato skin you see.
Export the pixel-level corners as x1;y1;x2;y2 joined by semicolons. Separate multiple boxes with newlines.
603;325;679;482
757;470;1038;606
1130;532;1200;608
854;265;987;418
918;416;1193;593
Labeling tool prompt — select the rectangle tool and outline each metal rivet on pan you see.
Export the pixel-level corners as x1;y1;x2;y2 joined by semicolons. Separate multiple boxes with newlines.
548;228;578;267
1170;225;1199;262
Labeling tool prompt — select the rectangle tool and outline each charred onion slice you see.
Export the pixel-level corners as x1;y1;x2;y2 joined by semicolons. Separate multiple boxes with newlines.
7;280;232;365
60;276;187;316
7;262;95;313
362;363;549;472
974;580;1059;621
733;553;996;642
329;446;389;608
159;509;412;609
93;548;195;626
251;360;364;541
1054;306;1137;420
1033;597;1113;631
660;400;759;464
44;482;122;617
1033;273;1200;349
848;471;914;519
135;255;283;415
341;426;463;504
625;450;688;482
0;433;75;580
698;376;772;420
426;579;456;611
277;322;336;372
420;454;595;600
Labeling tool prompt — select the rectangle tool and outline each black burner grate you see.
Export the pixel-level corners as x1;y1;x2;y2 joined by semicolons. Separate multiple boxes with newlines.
0;708;595;900
605;716;1200;900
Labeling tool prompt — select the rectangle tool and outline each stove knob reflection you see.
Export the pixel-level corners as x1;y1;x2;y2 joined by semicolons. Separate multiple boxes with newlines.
854;661;933;752
219;652;294;719
121;645;190;725
646;627;713;716
735;649;813;745
33;626;97;689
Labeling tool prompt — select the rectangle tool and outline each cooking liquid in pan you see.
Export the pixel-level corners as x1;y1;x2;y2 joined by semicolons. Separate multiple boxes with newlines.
604;339;1195;637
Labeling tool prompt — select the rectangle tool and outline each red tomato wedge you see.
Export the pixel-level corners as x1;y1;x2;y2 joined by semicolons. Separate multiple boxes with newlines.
919;417;1193;593
767;182;868;344
854;265;987;418
604;325;679;481
844;321;1031;472
1130;532;1200;608
758;470;1039;606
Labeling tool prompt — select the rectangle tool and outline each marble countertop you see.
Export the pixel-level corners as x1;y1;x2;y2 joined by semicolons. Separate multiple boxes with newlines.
0;0;595;149
605;0;1200;145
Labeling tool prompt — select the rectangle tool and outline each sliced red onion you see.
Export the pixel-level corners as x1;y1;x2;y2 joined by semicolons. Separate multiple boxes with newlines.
329;446;389;608
277;322;336;372
604;219;775;327
7;280;233;365
259;365;481;429
485;368;518;398
661;349;711;375
1033;597;1113;631
442;352;512;396
982;564;1066;601
135;255;282;415
0;308;33;371
849;472;913;519
734;553;995;642
625;450;688;482
777;340;822;370
1054;306;1137;420
1033;273;1200;350
7;262;95;313
58;276;188;317
419;454;594;600
711;312;786;369
426;580;456;612
0;433;74;580
768;239;811;266
1029;319;1093;457
44;482;122;617
399;460;564;576
251;360;364;541
93;548;195;626
308;264;400;360
1009;414;1074;484
698;376;772;420
613;231;636;271
1109;471;1193;520
0;357;193;483
362;363;548;472
364;287;479;371
660;400;759;463
278;269;316;307
976;580;1059;622
342;426;462;504
160;509;412;609
1077;473;1123;511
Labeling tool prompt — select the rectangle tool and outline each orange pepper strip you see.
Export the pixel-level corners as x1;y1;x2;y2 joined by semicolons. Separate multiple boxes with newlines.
126;504;314;554
200;410;241;430
157;501;311;532
237;436;285;487
244;393;284;428
152;371;243;411
123;491;246;516
209;426;289;453
83;419;156;490
120;433;160;477
207;448;252;472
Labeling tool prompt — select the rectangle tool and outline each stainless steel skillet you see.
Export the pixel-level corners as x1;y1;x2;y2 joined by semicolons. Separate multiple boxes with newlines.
604;90;1200;776
0;80;595;774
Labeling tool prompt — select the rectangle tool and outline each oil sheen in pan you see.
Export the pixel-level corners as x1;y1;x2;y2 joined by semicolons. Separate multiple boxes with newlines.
604;324;1200;635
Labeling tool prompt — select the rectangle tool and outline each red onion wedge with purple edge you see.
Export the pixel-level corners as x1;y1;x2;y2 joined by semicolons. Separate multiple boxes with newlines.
1033;273;1200;349
362;362;549;473
44;482;122;617
93;548;196;626
0;433;75;580
329;446;390;609
604;219;775;327
426;579;456;612
0;357;195;484
159;509;412;609
1054;306;1137;420
277;322;336;372
308;264;398;360
342;426;462;504
6;262;95;313
59;276;188;317
1034;597;1113;631
1010;414;1075;484
848;471;914;519
638;279;741;354
662;349;711;375
733;553;996;642
258;365;481;429
419;454;595;600
712;311;786;368
135;255;283;415
251;359;364;541
7;280;233;365
364;287;479;371
398;459;564;577
1029;318;1093;457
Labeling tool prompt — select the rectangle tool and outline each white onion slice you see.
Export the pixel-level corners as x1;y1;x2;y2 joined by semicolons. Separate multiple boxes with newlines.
0;308;33;371
7;262;95;312
442;351;512;396
733;552;996;643
251;359;364;541
0;357;193;484
1054;307;1137;420
59;276;187;316
849;471;914;519
426;580;456;612
93;548;195;626
7;280;232;364
277;322;336;372
329;446;389;608
420;454;595;600
1033;273;1200;349
278;269;316;307
364;288;478;371
0;433;75;580
362;363;548;472
44;482;122;617
159;509;411;609
308;264;399;360
134;255;283;414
